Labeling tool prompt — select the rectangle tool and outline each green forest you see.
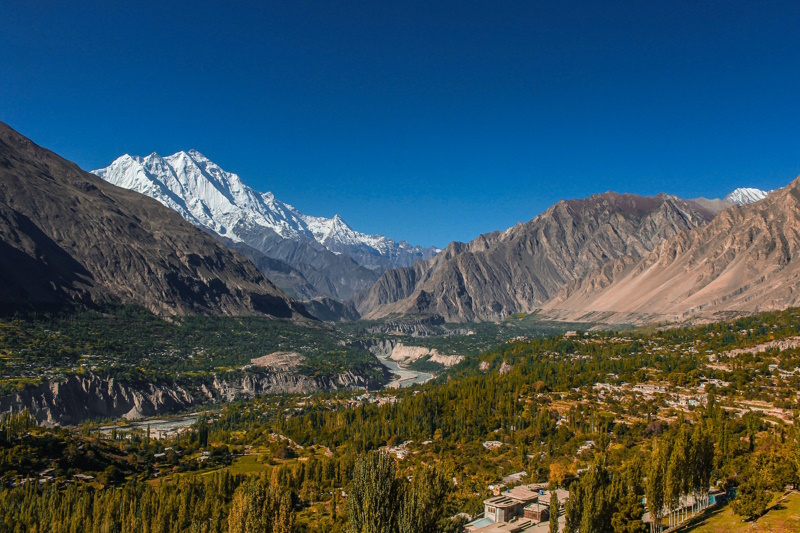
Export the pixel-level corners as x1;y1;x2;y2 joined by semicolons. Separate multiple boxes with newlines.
0;305;384;394
2;308;800;531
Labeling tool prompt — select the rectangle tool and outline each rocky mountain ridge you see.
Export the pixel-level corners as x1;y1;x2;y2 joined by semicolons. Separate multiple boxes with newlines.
0;122;307;318
541;176;800;323
356;192;717;322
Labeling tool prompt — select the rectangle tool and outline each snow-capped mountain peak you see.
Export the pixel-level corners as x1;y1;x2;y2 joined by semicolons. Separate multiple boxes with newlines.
92;152;438;271
724;187;771;206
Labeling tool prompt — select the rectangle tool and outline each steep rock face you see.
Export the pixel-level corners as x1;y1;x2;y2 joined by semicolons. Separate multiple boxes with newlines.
93;151;437;299
0;122;308;318
386;343;463;367
357;193;715;322
542;176;800;323
354;241;473;313
0;370;387;426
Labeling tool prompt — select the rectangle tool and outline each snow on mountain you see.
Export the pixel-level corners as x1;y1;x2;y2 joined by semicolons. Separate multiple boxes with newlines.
93;150;438;270
724;187;771;206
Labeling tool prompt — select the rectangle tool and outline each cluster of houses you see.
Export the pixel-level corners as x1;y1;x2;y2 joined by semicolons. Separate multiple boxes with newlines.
592;381;710;410
345;392;399;408
465;484;569;533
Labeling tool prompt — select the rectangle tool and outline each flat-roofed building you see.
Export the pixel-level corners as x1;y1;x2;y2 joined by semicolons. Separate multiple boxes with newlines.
538;489;570;507
465;485;569;532
505;485;540;503
484;495;524;523
523;502;549;522
469;517;538;532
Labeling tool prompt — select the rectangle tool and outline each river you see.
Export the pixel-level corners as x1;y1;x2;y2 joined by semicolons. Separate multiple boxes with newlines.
377;356;434;388
98;414;199;440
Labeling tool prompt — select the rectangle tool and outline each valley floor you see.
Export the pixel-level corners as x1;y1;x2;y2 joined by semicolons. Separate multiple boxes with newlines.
2;307;800;532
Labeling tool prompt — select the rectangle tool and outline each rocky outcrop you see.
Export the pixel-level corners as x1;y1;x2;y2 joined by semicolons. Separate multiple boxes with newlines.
358;339;397;358
357;193;715;322
353;339;462;368
542;176;800;323
0;121;309;319
0;369;387;426
386;343;463;367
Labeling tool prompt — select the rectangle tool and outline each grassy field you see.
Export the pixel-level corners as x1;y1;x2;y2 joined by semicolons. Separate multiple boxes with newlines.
227;454;270;475
685;491;800;533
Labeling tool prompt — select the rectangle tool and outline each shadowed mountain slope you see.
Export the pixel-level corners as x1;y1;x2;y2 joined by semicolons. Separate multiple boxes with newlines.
0;122;309;318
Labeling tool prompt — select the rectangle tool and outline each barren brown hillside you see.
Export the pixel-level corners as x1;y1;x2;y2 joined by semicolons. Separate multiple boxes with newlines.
542;176;800;323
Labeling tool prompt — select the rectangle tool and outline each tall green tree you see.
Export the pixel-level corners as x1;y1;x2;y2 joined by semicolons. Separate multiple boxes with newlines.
665;435;684;528
731;471;772;521
578;460;613;533
793;435;800;489
646;443;667;533
690;424;714;512
398;466;451;533
564;480;583;533
611;457;647;533
227;476;294;533
612;494;647;533
549;492;560;533
347;452;400;533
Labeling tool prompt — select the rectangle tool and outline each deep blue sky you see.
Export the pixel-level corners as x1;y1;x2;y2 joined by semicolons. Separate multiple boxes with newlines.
3;1;800;247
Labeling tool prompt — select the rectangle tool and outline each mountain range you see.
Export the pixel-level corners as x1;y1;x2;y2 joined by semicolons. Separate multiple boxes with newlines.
93;152;439;300
542;180;798;324
355;186;780;323
355;193;719;321
2;120;789;328
0;121;308;319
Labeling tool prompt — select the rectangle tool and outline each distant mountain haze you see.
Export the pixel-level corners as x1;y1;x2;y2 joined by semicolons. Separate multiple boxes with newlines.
0;121;309;319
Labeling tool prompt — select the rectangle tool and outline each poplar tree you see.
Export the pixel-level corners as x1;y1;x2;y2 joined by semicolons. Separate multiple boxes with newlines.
227;476;293;533
564;480;583;533
665;437;684;527
398;467;450;533
347;452;400;533
690;424;714;511
549;492;560;533
578;460;613;533
612;458;647;533
646;443;666;533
